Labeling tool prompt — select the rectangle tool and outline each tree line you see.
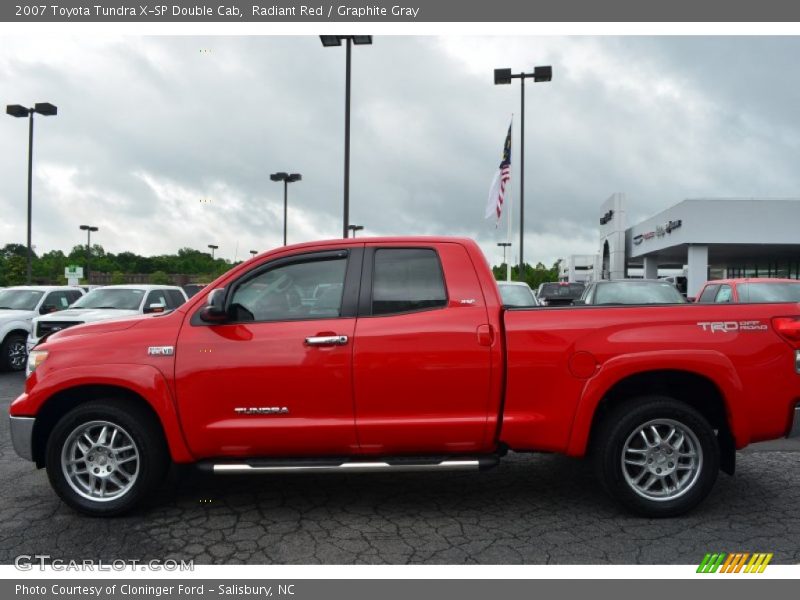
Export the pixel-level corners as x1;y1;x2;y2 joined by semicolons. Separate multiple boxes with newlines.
0;242;560;288
0;243;234;286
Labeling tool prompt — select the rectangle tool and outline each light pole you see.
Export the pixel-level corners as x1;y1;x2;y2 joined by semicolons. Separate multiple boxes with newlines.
320;35;372;238
208;244;218;259
249;250;258;257
79;225;99;283
270;172;302;246
497;242;512;281
494;66;552;277
347;224;364;238
6;102;58;284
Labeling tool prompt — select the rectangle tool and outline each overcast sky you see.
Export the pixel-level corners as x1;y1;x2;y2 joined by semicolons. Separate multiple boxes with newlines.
2;35;800;267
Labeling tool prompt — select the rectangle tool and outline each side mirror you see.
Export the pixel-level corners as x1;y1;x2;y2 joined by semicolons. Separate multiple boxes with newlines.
144;303;166;314
199;288;227;323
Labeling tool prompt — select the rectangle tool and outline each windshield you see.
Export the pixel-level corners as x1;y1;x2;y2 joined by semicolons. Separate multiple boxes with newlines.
594;282;686;305
499;284;537;307
0;289;44;311
539;283;585;299
738;282;800;302
71;288;146;310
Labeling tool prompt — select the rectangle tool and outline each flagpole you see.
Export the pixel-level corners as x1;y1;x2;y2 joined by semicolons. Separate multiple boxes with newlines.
506;114;513;282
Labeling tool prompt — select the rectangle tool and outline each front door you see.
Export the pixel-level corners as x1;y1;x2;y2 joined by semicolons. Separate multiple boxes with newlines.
174;248;362;459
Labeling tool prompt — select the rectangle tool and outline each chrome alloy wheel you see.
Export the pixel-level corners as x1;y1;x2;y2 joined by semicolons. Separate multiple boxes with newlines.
621;418;703;502
8;340;26;370
61;420;140;502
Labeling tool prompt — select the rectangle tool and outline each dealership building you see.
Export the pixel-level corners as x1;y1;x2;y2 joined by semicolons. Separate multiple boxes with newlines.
562;193;800;297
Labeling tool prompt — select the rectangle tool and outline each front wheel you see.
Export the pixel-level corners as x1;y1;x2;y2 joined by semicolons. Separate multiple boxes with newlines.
45;400;168;516
1;333;28;372
594;396;720;517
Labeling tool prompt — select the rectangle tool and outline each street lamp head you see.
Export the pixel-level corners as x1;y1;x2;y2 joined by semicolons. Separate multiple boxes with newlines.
348;224;364;232
320;35;342;47
34;102;58;116
287;173;302;183
533;66;553;82
270;172;288;182
6;104;30;118
208;244;218;250
80;225;99;232
494;68;512;85
321;35;372;47
497;242;512;247
249;250;258;256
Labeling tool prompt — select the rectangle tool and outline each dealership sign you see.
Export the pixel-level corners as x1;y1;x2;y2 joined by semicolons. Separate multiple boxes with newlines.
633;219;682;245
599;210;614;225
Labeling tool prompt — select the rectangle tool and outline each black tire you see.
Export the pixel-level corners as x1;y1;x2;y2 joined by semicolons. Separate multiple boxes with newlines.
45;400;169;516
593;396;719;517
1;332;28;372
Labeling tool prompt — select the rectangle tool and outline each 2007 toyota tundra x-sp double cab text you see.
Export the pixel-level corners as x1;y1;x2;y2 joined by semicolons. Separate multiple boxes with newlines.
9;237;800;517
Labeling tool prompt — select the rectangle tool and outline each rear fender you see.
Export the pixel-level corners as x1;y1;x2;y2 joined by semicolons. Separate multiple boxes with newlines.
565;350;746;456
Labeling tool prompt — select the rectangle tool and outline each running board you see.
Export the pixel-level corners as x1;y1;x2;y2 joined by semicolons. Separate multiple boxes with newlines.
201;455;500;475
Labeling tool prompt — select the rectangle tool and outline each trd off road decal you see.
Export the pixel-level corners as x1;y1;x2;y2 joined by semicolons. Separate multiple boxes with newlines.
697;321;768;333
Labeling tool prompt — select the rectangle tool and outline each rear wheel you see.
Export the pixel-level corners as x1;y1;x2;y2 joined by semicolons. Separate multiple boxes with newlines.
1;333;28;372
45;400;168;516
594;396;719;517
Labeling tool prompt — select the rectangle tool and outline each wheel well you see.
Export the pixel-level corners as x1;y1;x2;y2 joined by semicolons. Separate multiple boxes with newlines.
31;385;166;468
2;329;29;342
588;370;735;474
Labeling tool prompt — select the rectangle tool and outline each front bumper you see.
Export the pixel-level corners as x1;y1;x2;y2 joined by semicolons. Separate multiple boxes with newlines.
790;405;800;439
9;416;35;461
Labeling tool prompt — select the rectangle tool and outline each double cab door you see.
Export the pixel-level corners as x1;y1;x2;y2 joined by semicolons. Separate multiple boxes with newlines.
174;242;494;459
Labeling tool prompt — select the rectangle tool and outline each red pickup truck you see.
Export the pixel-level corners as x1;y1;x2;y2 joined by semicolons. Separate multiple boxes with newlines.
9;237;800;517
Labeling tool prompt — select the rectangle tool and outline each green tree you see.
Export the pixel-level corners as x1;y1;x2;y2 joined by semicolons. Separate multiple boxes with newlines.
149;270;170;285
110;271;126;284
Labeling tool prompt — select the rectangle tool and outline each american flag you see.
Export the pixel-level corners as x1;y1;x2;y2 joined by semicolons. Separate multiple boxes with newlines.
485;121;512;223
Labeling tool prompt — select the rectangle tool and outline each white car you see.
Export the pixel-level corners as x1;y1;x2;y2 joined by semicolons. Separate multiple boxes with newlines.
497;281;539;307
27;284;189;351
0;286;85;371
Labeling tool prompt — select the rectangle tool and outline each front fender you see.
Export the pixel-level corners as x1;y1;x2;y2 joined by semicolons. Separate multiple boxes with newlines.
565;350;746;457
0;320;32;339
10;364;195;463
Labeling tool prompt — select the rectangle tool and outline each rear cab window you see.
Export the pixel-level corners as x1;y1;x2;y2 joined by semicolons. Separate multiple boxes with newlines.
368;248;448;316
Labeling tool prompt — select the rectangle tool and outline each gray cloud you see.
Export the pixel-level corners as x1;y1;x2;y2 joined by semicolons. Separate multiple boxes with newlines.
2;35;800;268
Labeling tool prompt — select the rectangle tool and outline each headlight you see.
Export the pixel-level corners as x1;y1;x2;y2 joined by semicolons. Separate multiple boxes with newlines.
26;350;48;378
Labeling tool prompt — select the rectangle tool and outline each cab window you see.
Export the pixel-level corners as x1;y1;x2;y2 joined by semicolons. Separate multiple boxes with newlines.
228;256;348;322
371;248;447;316
697;284;719;303
714;285;733;303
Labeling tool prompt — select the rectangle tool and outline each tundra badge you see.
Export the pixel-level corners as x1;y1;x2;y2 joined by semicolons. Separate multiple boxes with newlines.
235;407;290;415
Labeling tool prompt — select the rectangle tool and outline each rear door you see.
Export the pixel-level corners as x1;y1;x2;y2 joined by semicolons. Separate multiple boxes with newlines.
352;243;494;455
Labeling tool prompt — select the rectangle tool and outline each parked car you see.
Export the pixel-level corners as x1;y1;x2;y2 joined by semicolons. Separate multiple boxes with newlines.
696;278;800;304
9;237;800;518
578;279;687;305
536;282;585;306
498;281;538;307
0;286;84;371
27;284;188;351
182;283;208;299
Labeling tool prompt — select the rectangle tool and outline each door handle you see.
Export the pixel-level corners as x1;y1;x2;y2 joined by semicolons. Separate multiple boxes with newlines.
305;335;349;346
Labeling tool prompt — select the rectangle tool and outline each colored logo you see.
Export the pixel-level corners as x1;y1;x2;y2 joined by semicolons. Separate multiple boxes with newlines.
697;552;773;573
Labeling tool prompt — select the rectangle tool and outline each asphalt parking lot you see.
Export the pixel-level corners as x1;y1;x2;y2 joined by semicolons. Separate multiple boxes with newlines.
1;371;799;565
